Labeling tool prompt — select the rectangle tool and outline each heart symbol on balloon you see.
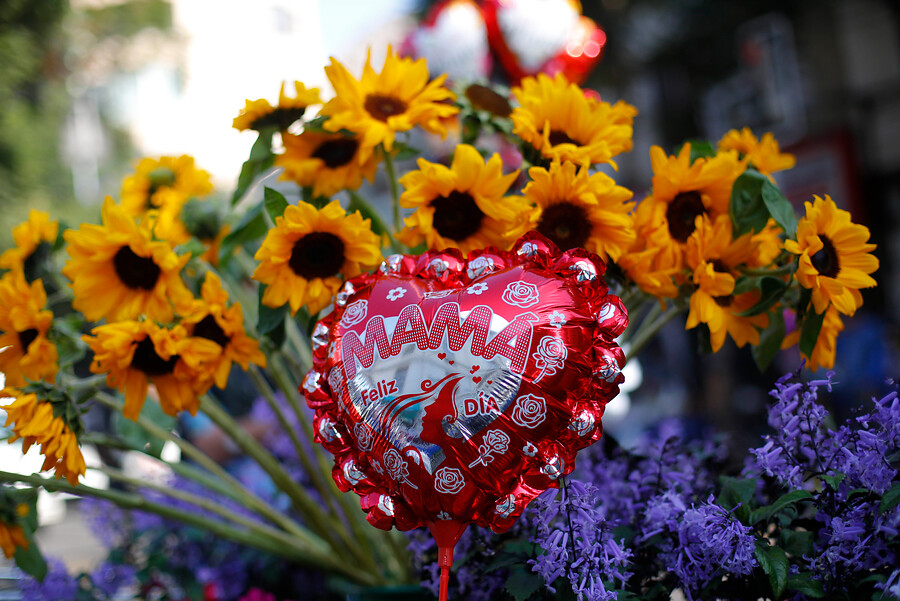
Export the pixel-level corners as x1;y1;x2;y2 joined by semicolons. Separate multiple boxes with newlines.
305;233;627;533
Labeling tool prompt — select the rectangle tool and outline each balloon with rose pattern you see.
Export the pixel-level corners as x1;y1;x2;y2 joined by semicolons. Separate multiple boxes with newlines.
303;232;627;540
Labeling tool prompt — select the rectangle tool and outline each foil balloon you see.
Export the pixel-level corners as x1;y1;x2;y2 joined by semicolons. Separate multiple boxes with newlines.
482;0;606;85
401;0;492;82
304;233;627;598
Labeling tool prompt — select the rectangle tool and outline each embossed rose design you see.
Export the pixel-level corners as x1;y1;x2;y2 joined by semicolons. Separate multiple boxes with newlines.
428;258;450;276
518;241;538;257
598;355;621;383
380;254;402;274
502;280;540;308
386;287;407;301
342;460;365;485
597;302;616;324
434;467;465;494
383;449;418;489
541;455;564;481
569;260;597;282
341;299;368;327
327;366;343;393
303;370;320;393
336;281;356;306
469;429;510;467
318;417;338;442
495;493;515;518
467;256;495;279
354;422;374;451
568;410;595;436
532;335;567;382
510;393;547;429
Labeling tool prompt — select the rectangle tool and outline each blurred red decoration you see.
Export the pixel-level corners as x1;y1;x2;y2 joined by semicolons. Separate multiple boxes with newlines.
482;0;606;84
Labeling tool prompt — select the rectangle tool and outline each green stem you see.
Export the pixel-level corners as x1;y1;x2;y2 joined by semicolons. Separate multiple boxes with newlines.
348;190;400;253
247;365;338;514
625;302;686;362
199;394;378;574
739;264;794;277
0;470;375;584
381;146;402;233
92;392;308;541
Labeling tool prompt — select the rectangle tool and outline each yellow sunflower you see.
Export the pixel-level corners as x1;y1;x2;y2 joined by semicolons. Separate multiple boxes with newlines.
252;200;381;315
395;144;530;254
0;210;58;275
524;161;634;259
62;197;193;323
321;46;458;164
633;143;744;268
83;321;220;420
182;272;266;389
784;195;878;316
684;216;768;352
2;387;86;485
617;244;681;300
0;517;27;559
749;219;784;268
719;128;795;177
782;306;843;371
120;155;213;244
510;73;637;167
0;272;58;387
233;81;322;131
277;130;379;199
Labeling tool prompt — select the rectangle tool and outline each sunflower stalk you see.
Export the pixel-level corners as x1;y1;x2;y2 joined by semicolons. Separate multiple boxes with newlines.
625;300;687;362
91;391;308;541
0;470;378;585
246;364;339;515
198;393;381;574
264;350;402;575
381;146;403;233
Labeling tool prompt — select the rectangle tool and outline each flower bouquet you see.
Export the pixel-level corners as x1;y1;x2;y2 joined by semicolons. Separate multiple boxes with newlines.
0;35;892;601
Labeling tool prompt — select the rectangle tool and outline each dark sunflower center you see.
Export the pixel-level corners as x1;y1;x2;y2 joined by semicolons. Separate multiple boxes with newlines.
254;107;308;131
666;191;706;242
710;260;734;307
131;336;178;377
465;84;512;117
548;130;580;147
312;138;359;168
810;235;840;278
537;202;592;250
289;232;346;280
18;328;38;352
113;246;161;291
193;314;230;348
430;191;485;241
364;94;407;122
23;241;51;284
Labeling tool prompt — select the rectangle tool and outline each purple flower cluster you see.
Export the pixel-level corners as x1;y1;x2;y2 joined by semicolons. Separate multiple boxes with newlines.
530;480;632;601
20;559;78;601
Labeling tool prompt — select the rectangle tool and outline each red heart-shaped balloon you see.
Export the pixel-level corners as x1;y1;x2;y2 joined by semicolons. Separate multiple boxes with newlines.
304;233;627;533
482;0;606;85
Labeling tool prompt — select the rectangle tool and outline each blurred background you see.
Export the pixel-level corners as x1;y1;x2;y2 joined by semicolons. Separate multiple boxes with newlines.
1;0;899;580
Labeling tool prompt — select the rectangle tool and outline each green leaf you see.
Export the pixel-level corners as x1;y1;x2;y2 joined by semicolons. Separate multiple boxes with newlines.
799;306;826;359
786;573;824;598
175;238;208;258
761;179;798;236
732;275;758;296
738;277;789;317
750;489;813;524
14;527;47;582
755;543;789;599
115;400;174;457
392;142;422;161
753;309;786;372
780;529;814;557
820;473;846;490
504;566;544;601
679;139;717;162
257;284;289;336
730;171;771;236
879;482;900;514
219;200;267;266
263;186;289;221
232;129;275;205
718;476;757;510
